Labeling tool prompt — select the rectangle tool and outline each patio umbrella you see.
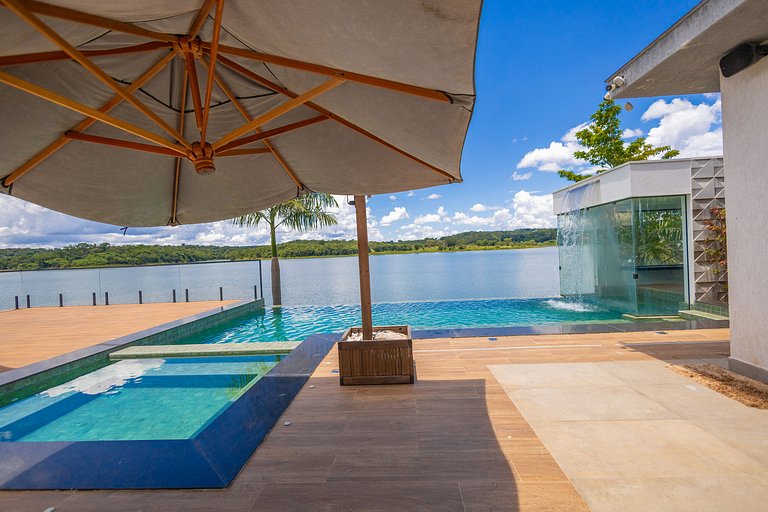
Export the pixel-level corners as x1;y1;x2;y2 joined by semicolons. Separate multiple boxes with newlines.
0;0;480;337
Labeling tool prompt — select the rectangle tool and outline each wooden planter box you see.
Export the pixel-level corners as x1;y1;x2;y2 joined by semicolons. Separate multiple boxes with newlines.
338;325;414;385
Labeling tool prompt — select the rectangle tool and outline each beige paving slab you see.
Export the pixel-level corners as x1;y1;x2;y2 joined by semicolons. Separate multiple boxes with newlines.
490;360;768;512
572;475;768;512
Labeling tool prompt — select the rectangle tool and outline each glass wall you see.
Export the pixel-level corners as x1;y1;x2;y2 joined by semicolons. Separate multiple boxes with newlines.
558;195;687;316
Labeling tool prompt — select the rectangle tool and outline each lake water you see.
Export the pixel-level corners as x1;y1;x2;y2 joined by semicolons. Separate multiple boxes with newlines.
0;247;560;311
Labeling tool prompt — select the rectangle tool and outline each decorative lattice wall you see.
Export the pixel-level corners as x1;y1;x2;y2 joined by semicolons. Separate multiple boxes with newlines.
690;158;727;305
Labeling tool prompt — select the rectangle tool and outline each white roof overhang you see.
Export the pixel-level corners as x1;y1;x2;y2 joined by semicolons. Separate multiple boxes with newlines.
607;0;768;98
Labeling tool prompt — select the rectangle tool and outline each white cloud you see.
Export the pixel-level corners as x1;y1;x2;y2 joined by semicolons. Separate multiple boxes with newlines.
388;195;397;201
426;193;442;200
0;193;385;248
380;206;409;226
413;206;449;225
470;203;487;212
622;128;643;138
407;191;414;197
516;122;587;172
642;97;722;157
511;171;532;181
508;190;555;228
451;190;555;230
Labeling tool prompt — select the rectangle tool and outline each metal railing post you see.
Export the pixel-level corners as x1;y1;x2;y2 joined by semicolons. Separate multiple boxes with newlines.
14;296;19;309
92;292;97;306
219;286;223;301
26;295;30;308
105;291;109;306
172;289;177;303
139;290;143;304
258;259;263;299
59;293;63;307
185;288;189;302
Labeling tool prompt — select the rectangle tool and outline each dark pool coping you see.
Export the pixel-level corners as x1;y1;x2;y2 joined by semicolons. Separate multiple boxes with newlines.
0;299;265;405
0;333;338;490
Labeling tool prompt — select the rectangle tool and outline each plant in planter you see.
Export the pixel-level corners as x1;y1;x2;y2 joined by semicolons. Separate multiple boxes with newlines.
338;325;414;385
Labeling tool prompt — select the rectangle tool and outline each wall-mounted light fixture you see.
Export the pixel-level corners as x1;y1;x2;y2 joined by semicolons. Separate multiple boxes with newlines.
604;75;625;101
720;43;768;78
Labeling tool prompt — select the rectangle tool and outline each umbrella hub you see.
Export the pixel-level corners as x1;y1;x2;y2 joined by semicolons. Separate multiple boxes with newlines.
187;142;216;175
172;36;204;59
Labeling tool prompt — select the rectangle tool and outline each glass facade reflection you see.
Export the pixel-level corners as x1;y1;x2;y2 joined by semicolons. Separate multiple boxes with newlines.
558;195;687;316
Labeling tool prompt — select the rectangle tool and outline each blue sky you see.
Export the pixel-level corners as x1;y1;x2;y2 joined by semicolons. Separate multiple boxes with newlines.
0;0;722;248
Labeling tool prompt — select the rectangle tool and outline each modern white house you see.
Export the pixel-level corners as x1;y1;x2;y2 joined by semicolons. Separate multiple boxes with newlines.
605;0;768;381
553;157;726;318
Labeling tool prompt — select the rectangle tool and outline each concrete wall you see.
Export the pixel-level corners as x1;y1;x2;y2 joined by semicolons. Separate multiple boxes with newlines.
721;55;768;379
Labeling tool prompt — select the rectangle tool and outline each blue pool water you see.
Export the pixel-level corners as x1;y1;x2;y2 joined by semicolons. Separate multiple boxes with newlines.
194;297;625;343
0;356;277;442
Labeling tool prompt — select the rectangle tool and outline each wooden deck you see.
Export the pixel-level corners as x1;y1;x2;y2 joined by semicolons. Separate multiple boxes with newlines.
0;327;730;511
0;301;238;371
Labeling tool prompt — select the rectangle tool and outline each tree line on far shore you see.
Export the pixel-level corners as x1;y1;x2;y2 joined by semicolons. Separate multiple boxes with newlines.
0;228;556;271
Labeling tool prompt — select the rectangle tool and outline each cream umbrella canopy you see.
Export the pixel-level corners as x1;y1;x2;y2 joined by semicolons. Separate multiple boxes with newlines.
0;0;480;339
0;0;480;226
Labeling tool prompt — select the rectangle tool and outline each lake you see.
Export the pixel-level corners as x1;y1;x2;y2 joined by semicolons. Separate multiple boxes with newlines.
0;247;560;311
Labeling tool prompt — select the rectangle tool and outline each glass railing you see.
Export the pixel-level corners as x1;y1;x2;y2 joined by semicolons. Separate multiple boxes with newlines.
0;260;265;311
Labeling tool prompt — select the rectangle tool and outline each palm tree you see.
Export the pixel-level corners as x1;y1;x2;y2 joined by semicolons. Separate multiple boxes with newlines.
234;193;338;305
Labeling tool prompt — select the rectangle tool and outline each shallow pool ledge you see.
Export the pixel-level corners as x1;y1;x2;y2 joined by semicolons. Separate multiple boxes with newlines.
0;333;337;490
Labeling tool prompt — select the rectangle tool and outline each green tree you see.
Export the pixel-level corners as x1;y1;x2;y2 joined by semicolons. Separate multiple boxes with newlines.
558;99;679;182
234;193;338;305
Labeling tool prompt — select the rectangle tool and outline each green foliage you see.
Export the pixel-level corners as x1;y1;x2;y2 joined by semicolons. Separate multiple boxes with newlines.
634;210;684;266
0;229;558;271
558;99;680;182
234;193;338;257
704;207;727;270
703;207;728;303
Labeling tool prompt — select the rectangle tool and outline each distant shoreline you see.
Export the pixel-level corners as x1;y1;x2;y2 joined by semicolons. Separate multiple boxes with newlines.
0;242;556;273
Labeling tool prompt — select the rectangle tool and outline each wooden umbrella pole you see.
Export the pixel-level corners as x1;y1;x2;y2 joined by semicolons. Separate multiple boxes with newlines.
354;195;373;340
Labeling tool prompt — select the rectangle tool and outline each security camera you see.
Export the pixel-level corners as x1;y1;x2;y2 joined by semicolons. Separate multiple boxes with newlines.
604;92;612;101
612;75;625;88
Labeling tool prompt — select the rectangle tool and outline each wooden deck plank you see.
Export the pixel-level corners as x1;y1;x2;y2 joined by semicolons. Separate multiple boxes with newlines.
109;341;300;359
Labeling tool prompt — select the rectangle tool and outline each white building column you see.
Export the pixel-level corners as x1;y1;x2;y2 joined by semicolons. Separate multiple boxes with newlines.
720;55;768;380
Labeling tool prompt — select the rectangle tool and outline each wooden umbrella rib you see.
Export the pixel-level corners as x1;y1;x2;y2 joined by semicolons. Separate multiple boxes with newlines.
208;63;304;189
2;50;175;186
0;70;184;152
188;0;217;39
207;42;450;103
200;0;224;145
215;116;327;153
0;41;173;67
64;131;185;156
185;52;204;130
0;0;177;42
212;77;344;150
3;0;191;149
215;56;456;182
170;62;188;226
216;147;271;157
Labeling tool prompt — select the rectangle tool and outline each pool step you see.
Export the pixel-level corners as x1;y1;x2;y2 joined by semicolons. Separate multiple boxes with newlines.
678;310;729;322
109;341;301;360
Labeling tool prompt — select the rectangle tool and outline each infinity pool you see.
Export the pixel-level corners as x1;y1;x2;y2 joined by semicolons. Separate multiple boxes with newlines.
0;356;277;442
193;297;625;343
